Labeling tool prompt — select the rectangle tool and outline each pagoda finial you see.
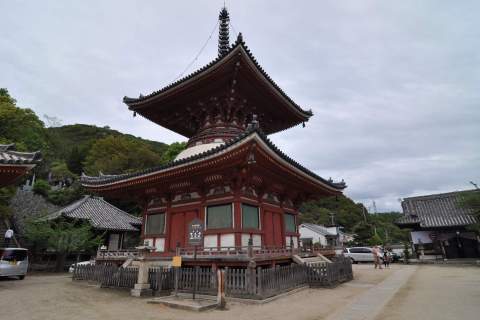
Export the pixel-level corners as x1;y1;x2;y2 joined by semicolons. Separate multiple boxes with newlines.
218;6;230;57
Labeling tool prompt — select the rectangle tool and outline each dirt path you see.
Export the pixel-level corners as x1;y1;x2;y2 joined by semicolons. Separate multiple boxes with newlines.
375;265;480;320
0;265;394;320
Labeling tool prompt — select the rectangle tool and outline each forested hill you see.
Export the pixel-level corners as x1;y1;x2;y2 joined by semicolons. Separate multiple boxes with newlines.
47;124;169;162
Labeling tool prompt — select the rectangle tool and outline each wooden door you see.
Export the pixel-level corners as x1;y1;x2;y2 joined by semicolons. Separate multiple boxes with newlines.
169;213;185;250
169;211;198;250
272;212;283;248
108;233;120;251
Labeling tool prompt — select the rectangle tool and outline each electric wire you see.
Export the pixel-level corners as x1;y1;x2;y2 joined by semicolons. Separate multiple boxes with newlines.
173;20;219;82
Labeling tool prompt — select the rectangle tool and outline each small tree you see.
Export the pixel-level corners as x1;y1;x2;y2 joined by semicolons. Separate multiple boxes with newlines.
32;179;51;197
403;242;411;264
160;142;187;163
24;218;103;272
368;233;383;246
459;190;480;234
0;186;15;219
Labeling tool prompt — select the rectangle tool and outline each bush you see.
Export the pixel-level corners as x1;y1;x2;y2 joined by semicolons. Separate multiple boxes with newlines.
403;242;411;264
47;184;83;206
33;180;51;197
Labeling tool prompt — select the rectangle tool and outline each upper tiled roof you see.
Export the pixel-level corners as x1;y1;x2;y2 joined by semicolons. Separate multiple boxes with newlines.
300;223;336;236
0;144;41;165
81;126;346;192
123;34;313;119
44;195;142;232
397;190;478;228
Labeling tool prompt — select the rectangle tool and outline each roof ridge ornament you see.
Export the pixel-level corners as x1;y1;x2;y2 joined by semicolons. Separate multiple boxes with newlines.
218;7;230;57
246;114;259;130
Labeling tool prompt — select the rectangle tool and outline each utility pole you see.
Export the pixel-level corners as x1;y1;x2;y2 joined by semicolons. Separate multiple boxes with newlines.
362;206;367;223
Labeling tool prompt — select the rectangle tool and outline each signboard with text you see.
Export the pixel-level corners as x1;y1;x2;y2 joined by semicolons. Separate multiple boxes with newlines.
188;218;204;246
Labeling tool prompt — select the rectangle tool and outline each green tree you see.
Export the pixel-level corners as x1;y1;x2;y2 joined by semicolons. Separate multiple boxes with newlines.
33;179;51;197
0;88;47;152
47;183;84;206
50;161;76;182
83;135;163;175
459;190;480;234
368;233;384;246
0;186;15;219
24;218;102;272
66;146;85;174
161;142;187;163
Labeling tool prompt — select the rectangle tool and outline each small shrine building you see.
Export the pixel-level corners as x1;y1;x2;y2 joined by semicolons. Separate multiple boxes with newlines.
0;144;41;188
81;8;346;267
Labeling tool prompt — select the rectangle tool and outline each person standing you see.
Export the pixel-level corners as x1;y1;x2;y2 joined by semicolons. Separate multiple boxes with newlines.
4;228;14;247
383;250;391;268
372;246;383;269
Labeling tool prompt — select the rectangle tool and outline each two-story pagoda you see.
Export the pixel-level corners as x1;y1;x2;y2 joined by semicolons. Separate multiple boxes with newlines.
81;8;346;267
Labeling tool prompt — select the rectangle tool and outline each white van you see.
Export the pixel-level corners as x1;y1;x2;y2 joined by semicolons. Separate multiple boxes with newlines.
0;248;28;279
344;247;383;263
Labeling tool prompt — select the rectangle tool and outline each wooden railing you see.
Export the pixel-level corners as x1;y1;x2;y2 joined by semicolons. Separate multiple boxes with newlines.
179;246;299;258
96;249;139;260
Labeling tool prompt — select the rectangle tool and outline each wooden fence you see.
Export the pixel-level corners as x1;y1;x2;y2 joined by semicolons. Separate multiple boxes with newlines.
72;264;138;289
73;257;352;299
148;267;173;291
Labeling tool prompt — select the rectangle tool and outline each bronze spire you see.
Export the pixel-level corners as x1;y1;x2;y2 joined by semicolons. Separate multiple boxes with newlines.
218;7;230;57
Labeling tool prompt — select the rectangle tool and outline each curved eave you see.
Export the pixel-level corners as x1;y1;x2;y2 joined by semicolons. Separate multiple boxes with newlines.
123;38;312;124
82;129;345;194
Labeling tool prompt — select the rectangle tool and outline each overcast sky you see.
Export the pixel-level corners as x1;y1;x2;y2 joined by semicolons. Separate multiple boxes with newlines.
1;1;479;212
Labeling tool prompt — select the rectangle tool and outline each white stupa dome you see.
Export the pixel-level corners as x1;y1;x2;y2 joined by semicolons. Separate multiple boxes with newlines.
174;141;225;161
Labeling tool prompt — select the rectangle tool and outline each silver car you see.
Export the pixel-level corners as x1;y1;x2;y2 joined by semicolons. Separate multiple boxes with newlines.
0;248;28;279
344;247;383;263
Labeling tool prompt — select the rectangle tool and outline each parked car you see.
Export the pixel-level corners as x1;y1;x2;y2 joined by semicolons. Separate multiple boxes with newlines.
344;247;383;263
69;260;95;273
0;248;29;279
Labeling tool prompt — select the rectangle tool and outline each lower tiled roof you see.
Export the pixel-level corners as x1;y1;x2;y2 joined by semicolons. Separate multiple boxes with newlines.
300;223;336;236
0;144;41;165
81;127;346;191
44;195;142;232
397;190;478;228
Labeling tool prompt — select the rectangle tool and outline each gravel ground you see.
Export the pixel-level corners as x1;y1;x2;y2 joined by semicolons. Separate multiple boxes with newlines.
0;264;393;320
3;264;478;320
375;265;480;320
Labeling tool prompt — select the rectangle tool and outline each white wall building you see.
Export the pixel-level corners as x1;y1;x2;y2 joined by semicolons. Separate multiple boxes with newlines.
299;223;354;247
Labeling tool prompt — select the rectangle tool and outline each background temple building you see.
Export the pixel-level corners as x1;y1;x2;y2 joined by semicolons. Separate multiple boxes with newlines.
0;143;41;188
397;190;479;259
44;195;141;252
82;8;346;267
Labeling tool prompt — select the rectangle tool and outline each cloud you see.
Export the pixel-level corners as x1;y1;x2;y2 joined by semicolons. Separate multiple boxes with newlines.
1;0;479;211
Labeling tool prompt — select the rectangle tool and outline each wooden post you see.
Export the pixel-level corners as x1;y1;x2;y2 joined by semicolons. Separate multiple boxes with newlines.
257;267;263;299
217;269;226;309
247;260;257;296
174;242;180;297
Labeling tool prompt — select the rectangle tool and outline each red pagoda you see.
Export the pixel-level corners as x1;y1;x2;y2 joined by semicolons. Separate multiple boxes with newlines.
82;8;346;267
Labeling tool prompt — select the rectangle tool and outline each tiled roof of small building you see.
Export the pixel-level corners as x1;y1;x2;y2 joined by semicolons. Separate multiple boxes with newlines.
397;190;478;228
45;195;142;232
123;34;313;119
80;126;346;191
300;223;336;236
0;144;41;165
